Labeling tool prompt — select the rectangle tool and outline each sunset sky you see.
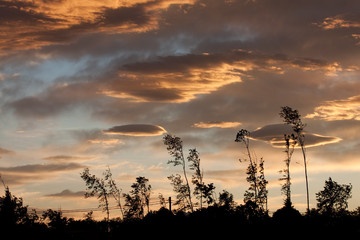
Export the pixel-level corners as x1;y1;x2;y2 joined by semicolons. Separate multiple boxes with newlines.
1;0;360;219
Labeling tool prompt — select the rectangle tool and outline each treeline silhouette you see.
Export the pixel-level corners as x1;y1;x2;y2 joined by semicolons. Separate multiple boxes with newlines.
1;184;360;239
1;106;360;238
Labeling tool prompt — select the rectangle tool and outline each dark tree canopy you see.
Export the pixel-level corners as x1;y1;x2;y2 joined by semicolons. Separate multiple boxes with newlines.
316;177;352;215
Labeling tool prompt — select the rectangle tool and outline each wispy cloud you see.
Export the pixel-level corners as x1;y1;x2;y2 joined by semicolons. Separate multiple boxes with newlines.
0;162;85;185
193;121;242;128
315;15;360;30
306;95;360;121
43;155;90;162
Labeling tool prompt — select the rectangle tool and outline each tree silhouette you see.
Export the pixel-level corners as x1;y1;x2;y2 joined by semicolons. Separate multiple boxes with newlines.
279;134;296;208
316;177;352;216
163;134;194;212
80;168;112;231
104;167;124;219
280;106;310;213
218;190;235;210
42;209;68;231
188;148;216;208
123;176;151;219
235;129;268;210
0;185;30;227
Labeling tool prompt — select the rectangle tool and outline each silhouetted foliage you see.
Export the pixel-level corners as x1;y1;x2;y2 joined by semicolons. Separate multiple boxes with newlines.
80;167;112;228
279;133;296;208
1;186;360;238
104;167;124;219
0;186;31;227
273;204;302;222
164;134;216;211
316;177;352;216
163;134;194;212
123;176;151;219
188;148;216;208
218;190;236;210
235;129;268;210
42;209;69;231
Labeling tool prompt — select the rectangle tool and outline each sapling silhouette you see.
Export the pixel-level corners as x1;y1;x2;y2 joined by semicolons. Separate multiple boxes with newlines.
81;167;116;231
280;106;310;213
163;134;215;211
235;129;268;210
163;134;194;212
279;134;296;207
104;167;124;219
188;148;216;208
123;176;152;219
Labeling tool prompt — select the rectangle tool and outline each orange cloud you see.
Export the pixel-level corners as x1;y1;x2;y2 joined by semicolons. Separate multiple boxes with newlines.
316;15;360;30
102;63;242;103
100;50;341;103
193;121;242;128
0;0;195;53
306;95;360;121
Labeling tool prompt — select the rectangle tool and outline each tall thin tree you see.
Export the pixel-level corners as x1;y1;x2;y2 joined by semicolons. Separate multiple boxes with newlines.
104;166;124;219
235;129;258;204
235;129;268;210
280;106;310;213
163;134;194;212
80;167;122;231
279;134;296;207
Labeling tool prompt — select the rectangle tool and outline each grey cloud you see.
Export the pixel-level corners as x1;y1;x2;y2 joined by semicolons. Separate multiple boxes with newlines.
250;124;341;148
6;81;98;118
104;124;166;136
0;162;85;185
0;162;84;173
43;155;89;162
44;189;86;198
98;4;151;26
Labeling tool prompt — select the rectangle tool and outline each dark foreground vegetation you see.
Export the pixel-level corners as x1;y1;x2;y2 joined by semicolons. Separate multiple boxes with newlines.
1;185;360;239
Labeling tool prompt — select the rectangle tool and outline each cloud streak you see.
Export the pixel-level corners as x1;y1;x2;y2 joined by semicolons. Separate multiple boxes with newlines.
0;162;85;185
43;189;86;198
250;124;342;148
306;95;360;121
0;0;195;53
103;124;166;136
193;121;242;128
